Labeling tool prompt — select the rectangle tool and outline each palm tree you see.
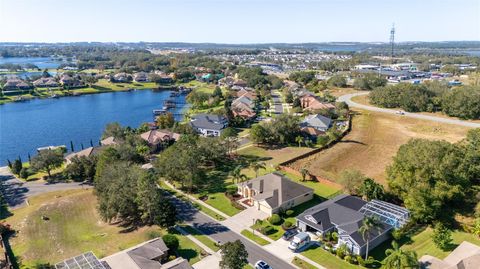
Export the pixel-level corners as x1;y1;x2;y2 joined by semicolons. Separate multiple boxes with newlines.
359;216;383;259
383;241;419;269
231;165;247;183
300;167;309;181
250;161;266;178
295;135;304;147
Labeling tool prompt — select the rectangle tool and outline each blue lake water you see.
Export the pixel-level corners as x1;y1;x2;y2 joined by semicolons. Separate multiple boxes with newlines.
0;57;68;69
0;90;188;165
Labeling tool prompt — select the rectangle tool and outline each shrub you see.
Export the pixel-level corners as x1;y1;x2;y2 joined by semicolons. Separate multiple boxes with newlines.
19;167;29;179
261;225;275;235
331;232;338;242
356;255;365;267
147;230;162;239
391;229;404;241
162;234;179;252
282;220;293;230
344;255;353;264
285;210;294;217
268;214;282;225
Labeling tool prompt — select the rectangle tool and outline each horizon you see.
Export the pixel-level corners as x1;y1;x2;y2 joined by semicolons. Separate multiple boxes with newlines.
1;0;479;43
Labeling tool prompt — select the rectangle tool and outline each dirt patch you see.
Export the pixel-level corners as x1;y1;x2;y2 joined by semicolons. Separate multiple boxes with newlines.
290;109;470;185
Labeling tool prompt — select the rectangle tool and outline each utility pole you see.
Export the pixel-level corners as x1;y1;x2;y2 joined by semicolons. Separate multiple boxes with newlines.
390;23;395;64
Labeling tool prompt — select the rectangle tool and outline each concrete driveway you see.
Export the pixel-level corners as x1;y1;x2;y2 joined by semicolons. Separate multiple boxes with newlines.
338;92;480;128
222;206;269;233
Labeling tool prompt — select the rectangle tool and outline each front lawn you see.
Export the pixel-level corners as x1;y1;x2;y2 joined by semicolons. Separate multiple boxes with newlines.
200;192;242;217
240;230;270;246
302;244;358;269
251;195;325;241
180;225;220;252
292;257;317;269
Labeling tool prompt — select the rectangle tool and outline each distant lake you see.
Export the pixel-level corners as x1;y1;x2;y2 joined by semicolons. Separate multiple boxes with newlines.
0;90;189;165
0;57;69;69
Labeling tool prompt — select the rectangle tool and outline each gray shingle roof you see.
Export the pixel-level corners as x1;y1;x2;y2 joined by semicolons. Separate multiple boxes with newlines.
238;173;313;209
189;114;227;131
300;114;332;131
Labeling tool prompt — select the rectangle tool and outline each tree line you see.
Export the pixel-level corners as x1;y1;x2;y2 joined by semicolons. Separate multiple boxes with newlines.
369;82;480;119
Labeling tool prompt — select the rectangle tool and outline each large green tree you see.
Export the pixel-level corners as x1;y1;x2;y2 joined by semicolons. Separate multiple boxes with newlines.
30;149;64;179
383;241;419;269
359;216;383;259
387;139;470;223
219;240;248;269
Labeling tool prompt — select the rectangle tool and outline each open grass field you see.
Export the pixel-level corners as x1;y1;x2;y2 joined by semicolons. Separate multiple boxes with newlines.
290;109;470;184
5;189;205;267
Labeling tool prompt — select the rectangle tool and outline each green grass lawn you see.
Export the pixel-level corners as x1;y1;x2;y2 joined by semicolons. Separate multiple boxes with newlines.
196;203;227;221
240;230;270;246
302;244;358;269
251;195;325;241
400;227;480;259
6;189;207;267
281;171;342;198
200;192;242;217
292;257;317;269
179;225;220;252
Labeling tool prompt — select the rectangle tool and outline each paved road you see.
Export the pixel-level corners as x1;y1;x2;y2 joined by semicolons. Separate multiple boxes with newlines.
271;92;283;114
338;92;480;128
171;197;295;269
0;166;91;209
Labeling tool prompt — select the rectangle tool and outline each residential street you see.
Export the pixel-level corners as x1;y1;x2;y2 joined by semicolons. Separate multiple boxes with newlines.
271;91;284;114
0;166;91;209
338;92;480;128
171;196;296;269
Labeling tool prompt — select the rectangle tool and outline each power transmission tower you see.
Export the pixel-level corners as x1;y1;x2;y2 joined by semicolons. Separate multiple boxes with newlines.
390;23;395;63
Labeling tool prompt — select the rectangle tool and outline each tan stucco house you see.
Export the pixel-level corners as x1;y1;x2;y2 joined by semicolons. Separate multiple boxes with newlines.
237;172;314;216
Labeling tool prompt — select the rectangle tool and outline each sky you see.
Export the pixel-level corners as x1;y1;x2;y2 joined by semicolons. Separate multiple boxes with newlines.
0;0;479;43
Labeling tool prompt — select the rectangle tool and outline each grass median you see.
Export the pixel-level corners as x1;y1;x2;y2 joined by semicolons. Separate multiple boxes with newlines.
240;230;270;246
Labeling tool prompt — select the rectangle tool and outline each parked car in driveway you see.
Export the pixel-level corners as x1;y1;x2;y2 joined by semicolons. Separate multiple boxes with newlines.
288;232;310;252
282;229;298;241
255;260;272;269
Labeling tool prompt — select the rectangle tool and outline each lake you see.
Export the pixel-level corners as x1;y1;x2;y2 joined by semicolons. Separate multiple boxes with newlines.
0;90;189;165
0;57;69;69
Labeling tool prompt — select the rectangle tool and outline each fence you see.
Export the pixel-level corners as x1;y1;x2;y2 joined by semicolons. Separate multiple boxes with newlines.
278;115;353;188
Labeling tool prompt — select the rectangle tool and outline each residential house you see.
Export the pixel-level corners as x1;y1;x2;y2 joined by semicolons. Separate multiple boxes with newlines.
237;172;314;216
2;77;32;91
134;72;149;82
140;130;181;152
236;88;257;99
65;147;100;164
100;136;118;146
33;77;59;88
231;93;256;120
419;241;480;269
297;92;336;111
102;238;192;269
189;114;228;137
113;72;132;83
300;114;332;136
60;74;84;88
233;79;247;88
218;76;235;87
296;194;409;256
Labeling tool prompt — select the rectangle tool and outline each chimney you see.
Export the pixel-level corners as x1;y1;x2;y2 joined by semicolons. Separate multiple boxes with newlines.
259;179;264;193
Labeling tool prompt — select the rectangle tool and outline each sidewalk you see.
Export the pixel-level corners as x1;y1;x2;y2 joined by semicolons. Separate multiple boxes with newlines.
165;181;326;269
164;181;230;219
175;226;222;269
